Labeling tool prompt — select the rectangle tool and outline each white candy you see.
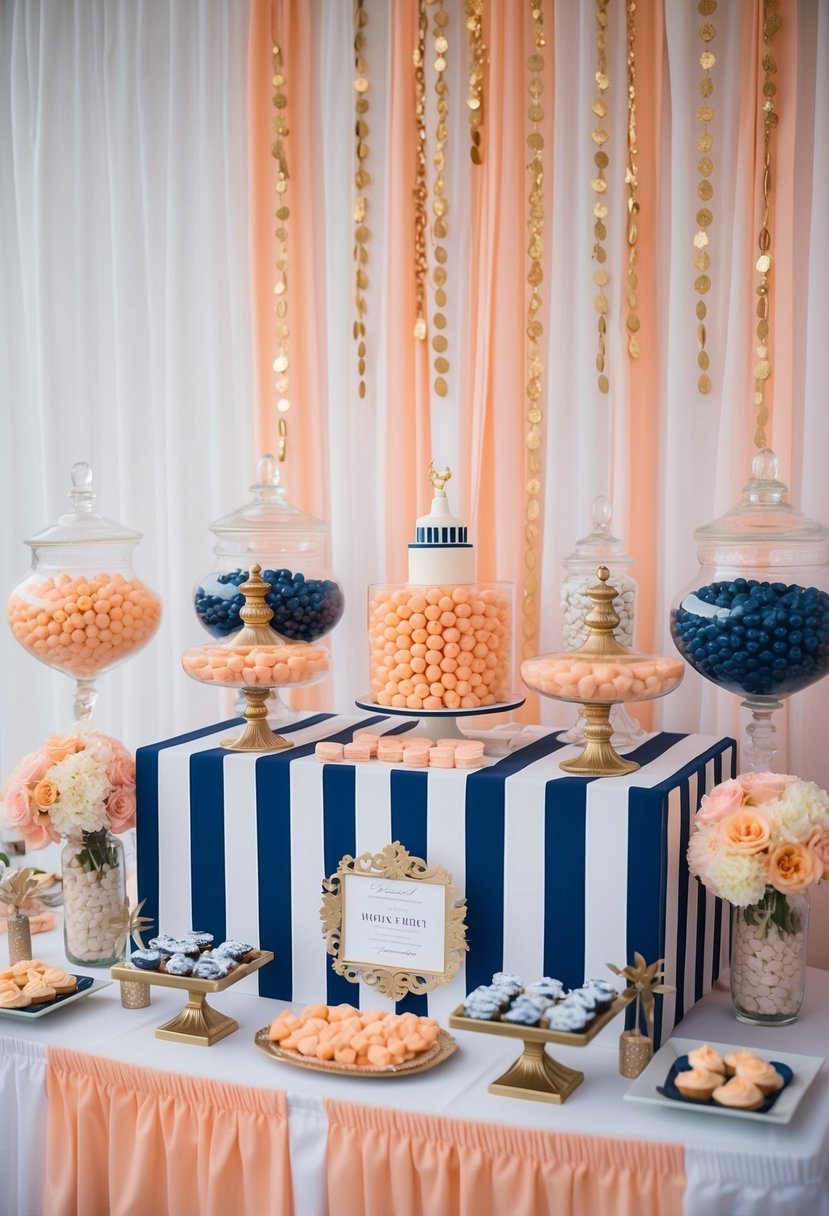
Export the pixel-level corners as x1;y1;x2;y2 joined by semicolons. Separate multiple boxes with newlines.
561;573;636;650
63;853;123;962
732;912;804;1018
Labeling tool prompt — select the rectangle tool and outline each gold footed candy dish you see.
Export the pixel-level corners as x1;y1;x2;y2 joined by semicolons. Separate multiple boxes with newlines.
521;567;685;776
182;565;329;752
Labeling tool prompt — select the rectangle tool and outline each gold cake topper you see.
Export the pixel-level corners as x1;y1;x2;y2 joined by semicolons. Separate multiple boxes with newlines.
428;459;452;493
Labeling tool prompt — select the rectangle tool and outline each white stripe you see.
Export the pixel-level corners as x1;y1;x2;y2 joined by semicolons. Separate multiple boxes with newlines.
583;779;630;1046
502;770;546;984
660;785;682;1035
156;736;222;934
222;753;260;995
289;758;327;1006
684;770;700;1016
426;769;470;1025
354;763;393;1009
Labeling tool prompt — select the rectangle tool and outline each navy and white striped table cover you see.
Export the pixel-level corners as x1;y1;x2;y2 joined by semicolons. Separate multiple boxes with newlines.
136;713;736;1047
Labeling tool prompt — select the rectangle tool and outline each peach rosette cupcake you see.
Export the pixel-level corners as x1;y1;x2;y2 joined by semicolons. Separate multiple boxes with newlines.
674;1068;720;1102
722;1049;760;1077
686;1044;725;1075
734;1056;784;1096
712;1076;765;1111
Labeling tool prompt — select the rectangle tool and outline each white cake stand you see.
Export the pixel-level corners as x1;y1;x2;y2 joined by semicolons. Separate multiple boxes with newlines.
354;696;526;742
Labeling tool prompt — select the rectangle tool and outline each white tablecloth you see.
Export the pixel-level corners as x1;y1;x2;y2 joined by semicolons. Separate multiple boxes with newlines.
1;931;827;1215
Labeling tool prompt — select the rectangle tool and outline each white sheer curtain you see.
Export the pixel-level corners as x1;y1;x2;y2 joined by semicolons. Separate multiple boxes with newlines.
0;0;254;773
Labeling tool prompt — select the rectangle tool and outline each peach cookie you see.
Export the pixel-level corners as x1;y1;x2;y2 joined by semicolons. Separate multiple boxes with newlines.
734;1057;784;1096
403;747;430;768
268;1003;441;1069
674;1068;720;1101
21;973;57;1005
315;742;344;763
376;738;405;763
343;742;371;763
353;731;380;756
428;747;455;769
712;1077;765;1111
686;1044;725;1075
0;984;32;1009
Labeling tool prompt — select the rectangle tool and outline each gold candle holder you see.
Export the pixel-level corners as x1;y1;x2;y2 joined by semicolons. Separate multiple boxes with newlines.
7;911;32;967
619;1029;653;1078
120;978;152;1009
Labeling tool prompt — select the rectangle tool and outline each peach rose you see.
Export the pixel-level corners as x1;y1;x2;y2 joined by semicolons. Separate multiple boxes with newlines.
696;779;745;825
19;811;60;851
806;828;829;879
767;841;823;894
107;787;136;834
721;807;771;854
32;778;58;809
738;772;797;805
107;750;135;788
4;782;33;831
45;735;84;767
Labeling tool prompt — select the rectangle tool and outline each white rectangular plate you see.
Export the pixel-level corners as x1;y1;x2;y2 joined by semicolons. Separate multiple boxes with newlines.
0;977;111;1020
624;1036;824;1125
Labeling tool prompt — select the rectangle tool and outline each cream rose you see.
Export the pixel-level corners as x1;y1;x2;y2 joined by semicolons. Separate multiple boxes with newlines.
721;807;771;854
806;828;829;879
696;779;745;825
738;772;797;805
767;842;823;894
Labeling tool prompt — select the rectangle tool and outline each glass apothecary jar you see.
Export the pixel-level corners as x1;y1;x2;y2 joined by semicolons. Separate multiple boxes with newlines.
7;463;161;721
194;455;344;643
670;450;829;770
62;829;127;967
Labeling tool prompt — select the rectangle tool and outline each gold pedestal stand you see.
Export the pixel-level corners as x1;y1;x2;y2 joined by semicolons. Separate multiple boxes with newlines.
111;950;273;1047
449;989;634;1104
221;688;294;753
559;703;639;777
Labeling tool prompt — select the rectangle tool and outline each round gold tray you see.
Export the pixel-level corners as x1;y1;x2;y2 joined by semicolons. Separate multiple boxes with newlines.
254;1025;457;1078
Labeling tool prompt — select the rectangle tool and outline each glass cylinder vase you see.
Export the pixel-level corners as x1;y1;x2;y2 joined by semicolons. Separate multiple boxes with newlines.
730;889;809;1025
61;829;126;967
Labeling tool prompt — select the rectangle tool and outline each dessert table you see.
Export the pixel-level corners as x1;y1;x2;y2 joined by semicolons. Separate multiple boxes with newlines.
1;928;826;1216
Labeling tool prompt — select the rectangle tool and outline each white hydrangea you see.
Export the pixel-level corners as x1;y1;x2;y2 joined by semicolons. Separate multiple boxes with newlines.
767;780;829;844
48;751;111;834
688;828;768;906
67;727;114;770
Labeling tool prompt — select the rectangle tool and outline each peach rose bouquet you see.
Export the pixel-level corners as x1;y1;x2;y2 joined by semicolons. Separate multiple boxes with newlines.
2;728;135;869
687;771;829;935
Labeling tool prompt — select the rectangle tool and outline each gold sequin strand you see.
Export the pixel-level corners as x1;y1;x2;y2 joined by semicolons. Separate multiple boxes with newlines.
465;0;485;164
353;0;370;401
693;1;717;394
523;2;546;660
271;44;291;458
625;0;640;358
429;0;450;399
591;0;611;395
753;0;781;449
413;0;429;341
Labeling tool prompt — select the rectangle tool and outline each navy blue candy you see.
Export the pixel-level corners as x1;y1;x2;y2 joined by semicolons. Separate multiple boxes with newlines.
671;579;829;699
194;567;344;642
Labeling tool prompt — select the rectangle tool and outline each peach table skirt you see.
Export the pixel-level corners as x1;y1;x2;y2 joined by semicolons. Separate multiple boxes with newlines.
325;1099;685;1216
44;1047;293;1216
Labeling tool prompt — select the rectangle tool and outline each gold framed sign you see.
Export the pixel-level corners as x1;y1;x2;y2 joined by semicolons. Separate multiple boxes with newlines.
320;842;468;1002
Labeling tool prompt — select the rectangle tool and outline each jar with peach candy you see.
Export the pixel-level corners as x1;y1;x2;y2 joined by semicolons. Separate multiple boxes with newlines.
366;582;514;713
7;463;161;721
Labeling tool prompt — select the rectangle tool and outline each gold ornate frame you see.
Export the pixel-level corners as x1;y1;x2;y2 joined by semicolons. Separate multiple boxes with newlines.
320;842;468;1002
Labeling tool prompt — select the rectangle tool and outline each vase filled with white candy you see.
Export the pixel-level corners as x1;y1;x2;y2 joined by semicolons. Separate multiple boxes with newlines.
688;771;829;1025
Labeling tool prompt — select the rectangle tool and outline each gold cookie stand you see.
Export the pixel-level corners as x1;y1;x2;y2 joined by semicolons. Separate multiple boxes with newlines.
448;989;634;1104
110;951;273;1046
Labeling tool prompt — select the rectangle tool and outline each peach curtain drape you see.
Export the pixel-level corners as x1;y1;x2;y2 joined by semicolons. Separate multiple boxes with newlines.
44;1047;293;1216
325;1098;686;1216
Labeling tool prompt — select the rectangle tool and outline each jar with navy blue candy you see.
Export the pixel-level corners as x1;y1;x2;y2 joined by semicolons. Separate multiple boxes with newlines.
194;455;344;644
671;450;829;769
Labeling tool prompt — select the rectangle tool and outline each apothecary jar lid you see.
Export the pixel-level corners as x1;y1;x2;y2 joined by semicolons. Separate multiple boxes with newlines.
209;454;327;542
693;449;829;564
25;462;141;549
562;496;634;570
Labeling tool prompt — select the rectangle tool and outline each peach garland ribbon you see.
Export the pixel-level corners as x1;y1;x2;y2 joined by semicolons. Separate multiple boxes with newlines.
324;1099;686;1216
44;1048;293;1216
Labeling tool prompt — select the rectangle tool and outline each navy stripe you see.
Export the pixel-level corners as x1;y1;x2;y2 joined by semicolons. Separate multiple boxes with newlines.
390;769;429;1015
189;750;227;941
651;736;736;794
136;718;241;937
673;778;692;1027
465;730;571;992
694;776;707;1003
729;742;737;778
626;786;669;1042
543;779;586;990
382;720;419;737
323;764;359;1008
253;714;380;999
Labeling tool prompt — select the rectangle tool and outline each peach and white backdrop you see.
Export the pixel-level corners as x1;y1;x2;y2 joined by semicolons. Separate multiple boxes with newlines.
1;0;828;927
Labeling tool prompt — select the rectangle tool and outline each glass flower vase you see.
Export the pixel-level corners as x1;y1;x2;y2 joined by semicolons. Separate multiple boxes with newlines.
730;889;809;1025
61;829;126;967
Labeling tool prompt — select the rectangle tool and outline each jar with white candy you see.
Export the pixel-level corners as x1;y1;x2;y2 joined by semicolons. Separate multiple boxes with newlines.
560;498;642;746
61;829;126;967
731;891;809;1026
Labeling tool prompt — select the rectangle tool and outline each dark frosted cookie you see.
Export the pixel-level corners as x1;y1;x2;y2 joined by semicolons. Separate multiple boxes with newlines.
129;949;163;972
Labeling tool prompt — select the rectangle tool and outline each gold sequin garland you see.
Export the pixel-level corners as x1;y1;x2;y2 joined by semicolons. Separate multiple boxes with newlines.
753;0;781;450
413;0;429;341
465;0;485;164
591;0;611;395
694;1;717;394
625;0;640;358
271;44;290;460
429;0;450;399
353;0;370;401
523;2;546;660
